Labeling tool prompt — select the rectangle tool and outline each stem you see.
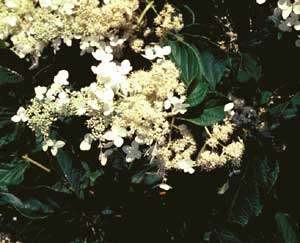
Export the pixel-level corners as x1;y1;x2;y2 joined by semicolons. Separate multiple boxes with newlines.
22;154;51;173
168;117;175;145
137;1;154;26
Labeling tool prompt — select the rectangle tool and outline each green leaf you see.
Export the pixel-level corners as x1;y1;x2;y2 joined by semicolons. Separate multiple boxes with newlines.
186;78;208;107
56;150;88;199
0;192;58;219
183;106;225;126
0;159;29;188
0;66;23;85
81;161;103;187
229;157;279;226
200;51;229;90
275;212;299;243
260;90;272;105
167;39;202;86
237;53;262;82
0;40;7;49
217;229;243;243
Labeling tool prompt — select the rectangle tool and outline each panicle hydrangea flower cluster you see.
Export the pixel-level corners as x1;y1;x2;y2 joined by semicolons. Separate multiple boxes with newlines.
9;1;245;175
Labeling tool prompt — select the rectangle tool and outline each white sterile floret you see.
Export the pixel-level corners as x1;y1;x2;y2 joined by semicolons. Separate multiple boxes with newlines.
142;46;157;60
54;70;69;86
119;60;133;75
42;139;65;156
99;149;113;166
34;86;47;100
103;125;127;147
159;183;173;191
11;106;29;123
122;141;142;162
164;94;189;114
92;49;113;63
224;102;234;112
80;133;94;151
57;92;69;106
142;45;171;60
178;160;195;174
256;0;266;4
154;45;171;58
103;0;110;4
109;35;127;47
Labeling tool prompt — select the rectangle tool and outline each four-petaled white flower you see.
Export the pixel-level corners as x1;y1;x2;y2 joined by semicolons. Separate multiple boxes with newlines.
164;94;189;114
92;49;113;63
178;160;195;174
34;86;47;100
11;106;28;123
54;70;69;86
42;139;65;156
122;141;142;162
80;133;94;151
142;45;171;60
103;125;127;147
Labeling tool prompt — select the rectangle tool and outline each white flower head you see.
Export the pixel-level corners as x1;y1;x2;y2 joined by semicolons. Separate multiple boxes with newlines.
178;160;195;174
122;141;142;162
34;86;47;100
42;139;65;156
103;125;127;147
11;106;28;123
164;94;189;114
80;133;94;151
54;70;69;86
